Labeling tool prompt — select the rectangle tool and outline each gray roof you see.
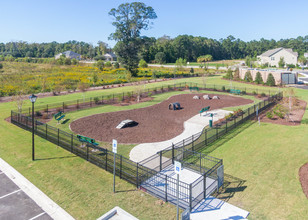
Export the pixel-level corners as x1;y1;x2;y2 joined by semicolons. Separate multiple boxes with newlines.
104;52;117;58
62;51;81;56
260;47;298;57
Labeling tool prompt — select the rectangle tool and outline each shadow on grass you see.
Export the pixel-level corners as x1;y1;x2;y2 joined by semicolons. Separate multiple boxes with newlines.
115;189;137;193
201;120;256;155
61;119;70;124
36;155;77;161
212;173;247;202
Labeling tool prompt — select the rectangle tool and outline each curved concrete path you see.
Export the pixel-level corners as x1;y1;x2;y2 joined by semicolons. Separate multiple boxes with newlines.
130;109;232;163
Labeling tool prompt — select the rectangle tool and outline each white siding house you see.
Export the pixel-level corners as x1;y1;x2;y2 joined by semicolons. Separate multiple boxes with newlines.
257;48;298;67
103;52;117;62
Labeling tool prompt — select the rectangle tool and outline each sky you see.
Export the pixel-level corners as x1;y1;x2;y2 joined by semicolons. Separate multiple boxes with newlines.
1;0;308;47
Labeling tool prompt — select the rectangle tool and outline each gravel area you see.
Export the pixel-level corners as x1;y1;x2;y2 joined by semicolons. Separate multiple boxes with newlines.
70;93;253;144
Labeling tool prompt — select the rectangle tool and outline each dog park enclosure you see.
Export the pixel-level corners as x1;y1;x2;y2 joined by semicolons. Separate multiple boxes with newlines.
10;83;282;211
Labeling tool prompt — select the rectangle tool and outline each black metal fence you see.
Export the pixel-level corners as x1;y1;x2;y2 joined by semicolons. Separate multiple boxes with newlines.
11;88;282;211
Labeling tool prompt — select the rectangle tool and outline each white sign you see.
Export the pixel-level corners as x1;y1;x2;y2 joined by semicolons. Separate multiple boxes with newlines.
112;139;117;153
174;161;182;175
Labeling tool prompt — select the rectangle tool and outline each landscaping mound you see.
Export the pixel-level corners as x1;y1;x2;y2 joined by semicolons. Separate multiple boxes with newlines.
70;93;253;144
299;163;308;199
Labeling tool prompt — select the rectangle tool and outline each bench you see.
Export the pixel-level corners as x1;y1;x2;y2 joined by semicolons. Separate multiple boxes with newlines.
230;89;241;95
54;111;66;123
200;106;210;115
189;86;199;92
77;135;99;146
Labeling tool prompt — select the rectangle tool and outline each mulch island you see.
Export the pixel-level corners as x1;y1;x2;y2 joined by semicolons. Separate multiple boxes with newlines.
70;93;253;144
258;97;306;126
299;163;308;199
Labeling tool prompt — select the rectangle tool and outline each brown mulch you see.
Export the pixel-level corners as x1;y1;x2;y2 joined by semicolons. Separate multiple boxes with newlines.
70;93;253;144
299;163;308;199
258;99;307;126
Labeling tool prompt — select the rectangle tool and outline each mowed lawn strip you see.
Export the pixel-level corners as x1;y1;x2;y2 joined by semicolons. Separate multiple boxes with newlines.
204;88;308;219
0;75;292;219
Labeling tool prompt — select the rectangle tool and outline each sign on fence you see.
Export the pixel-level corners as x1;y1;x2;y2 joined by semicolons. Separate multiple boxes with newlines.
174;161;181;175
112;139;117;153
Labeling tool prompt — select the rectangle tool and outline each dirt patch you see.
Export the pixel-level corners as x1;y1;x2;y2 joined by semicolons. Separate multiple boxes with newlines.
299;163;308;199
258;99;306;126
70;93;253;144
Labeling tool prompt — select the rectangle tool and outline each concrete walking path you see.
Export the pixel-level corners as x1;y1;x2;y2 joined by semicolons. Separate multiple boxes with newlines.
129;109;232;163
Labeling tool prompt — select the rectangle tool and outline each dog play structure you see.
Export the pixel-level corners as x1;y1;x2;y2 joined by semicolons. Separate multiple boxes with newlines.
168;102;181;110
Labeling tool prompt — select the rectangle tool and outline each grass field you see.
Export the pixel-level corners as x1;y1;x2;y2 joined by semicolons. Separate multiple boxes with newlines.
1;74;307;219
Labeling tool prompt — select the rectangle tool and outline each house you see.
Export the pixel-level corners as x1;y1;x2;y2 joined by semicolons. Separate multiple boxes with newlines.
257;48;298;67
103;52;117;62
304;53;308;59
55;51;81;60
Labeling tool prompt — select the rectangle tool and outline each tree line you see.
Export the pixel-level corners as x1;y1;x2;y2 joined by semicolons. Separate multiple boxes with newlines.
1;35;307;63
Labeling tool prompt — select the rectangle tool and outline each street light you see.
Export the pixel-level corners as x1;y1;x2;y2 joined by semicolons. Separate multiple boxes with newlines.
29;94;37;161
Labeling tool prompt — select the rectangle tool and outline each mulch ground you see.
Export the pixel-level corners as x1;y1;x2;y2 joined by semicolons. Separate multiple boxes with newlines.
258;98;307;126
70;93;253;144
299;163;308;199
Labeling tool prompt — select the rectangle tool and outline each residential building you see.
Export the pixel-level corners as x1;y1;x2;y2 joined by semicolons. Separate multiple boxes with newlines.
55;51;81;60
257;48;298;67
104;52;117;61
304;53;308;58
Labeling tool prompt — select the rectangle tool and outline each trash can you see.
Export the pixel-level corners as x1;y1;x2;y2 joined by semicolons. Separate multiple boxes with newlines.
209;119;213;128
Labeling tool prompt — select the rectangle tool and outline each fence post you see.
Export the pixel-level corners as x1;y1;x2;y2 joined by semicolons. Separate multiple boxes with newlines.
172;143;174;163
160;151;162;171
203;173;207;199
120;155;122;179
192;135;194;151
77;100;79;110
165;175;168;202
189;184;192;211
136;163;139;188
46;104;48;117
204;130;207;146
71;134;73;153
57;128;60;146
87;145;89;161
216;127;218;139
45;124;48;139
200;153;202;173
62;102;65;112
90;97;92;107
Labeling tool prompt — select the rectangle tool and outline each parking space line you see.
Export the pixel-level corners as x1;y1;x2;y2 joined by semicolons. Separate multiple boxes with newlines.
0;189;21;200
28;212;46;220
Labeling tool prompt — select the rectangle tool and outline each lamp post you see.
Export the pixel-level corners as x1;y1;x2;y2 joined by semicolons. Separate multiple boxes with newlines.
29;94;37;161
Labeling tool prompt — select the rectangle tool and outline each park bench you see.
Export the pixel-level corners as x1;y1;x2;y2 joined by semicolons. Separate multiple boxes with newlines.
77;134;99;146
200;106;210;116
230;89;241;95
189;86;199;92
54;111;66;123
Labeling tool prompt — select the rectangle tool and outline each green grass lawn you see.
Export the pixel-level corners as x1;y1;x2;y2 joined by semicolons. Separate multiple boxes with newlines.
0;74;306;219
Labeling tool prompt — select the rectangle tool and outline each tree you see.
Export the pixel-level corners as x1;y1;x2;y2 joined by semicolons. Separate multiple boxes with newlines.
244;70;253;82
266;73;276;86
139;59;148;68
113;62;120;69
175;58;187;70
223;69;233;80
0;63;3;69
197;54;213;69
254;71;263;84
155;52;166;64
109;2;157;76
278;57;285;68
233;67;240;80
298;56;307;65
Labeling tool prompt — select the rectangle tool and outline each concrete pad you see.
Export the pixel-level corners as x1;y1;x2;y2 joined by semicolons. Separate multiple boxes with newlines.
97;206;138;220
130;110;232;163
190;196;249;220
0;158;74;220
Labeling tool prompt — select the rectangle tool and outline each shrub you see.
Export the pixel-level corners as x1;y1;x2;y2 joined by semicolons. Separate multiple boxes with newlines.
241;91;246;95
222;86;226;91
266;73;276;86
266;111;273;119
71;58;78;65
273;104;285;119
278;57;285;68
0;63;3;69
223;69;233;80
113;62;120;69
244;70;253;82
42;113;49;119
287;64;295;68
254;71;263;84
105;61;112;67
139;59;148;68
190;67;194;74
252;91;257;95
94;97;100;104
64;58;71;65
35;111;42;116
261;92;266;97
147;92;152;97
95;60;104;71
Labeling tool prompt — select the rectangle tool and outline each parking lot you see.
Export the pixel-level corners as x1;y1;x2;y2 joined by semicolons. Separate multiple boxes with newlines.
0;169;53;220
